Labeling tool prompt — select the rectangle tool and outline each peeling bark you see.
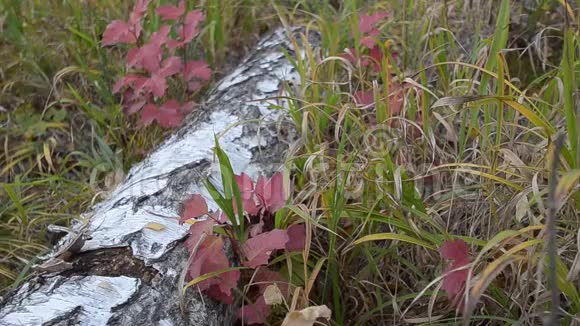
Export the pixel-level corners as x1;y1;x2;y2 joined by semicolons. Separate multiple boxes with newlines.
0;27;320;326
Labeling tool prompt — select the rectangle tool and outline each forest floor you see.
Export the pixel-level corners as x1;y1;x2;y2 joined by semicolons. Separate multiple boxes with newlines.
1;0;579;324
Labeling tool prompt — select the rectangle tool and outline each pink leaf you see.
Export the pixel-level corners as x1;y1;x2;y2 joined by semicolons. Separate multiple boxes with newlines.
129;0;150;27
440;239;470;306
159;56;183;78
168;10;204;49
183;60;212;81
440;239;469;262
141;102;183;128
242;229;289;268
358;11;390;34
341;47;373;69
102;20;136;46
238;296;270;325
285;224;306;252
187;81;202;92
237;268;288;324
354;90;375;106
125;99;146;115
126;48;139;68
187;235;240;304
248;219;264;237
235;173;260;216
141;104;159;126
253;268;288;294
183;10;204;39
150;25;171;46
127;43;162;73
184;220;215;249
158;103;184;128
388;83;405;116
235;173;254;198
156;0;185;20
254;172;286;213
128;0;150;38
368;46;384;72
121;89;148;114
144;73;167;97
353;84;404;115
360;35;376;49
112;74;143;93
180;101;196;113
180;194;209;224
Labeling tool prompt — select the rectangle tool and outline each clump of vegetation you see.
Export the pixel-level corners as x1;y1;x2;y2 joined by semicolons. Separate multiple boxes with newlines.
0;0;271;292
102;0;212;128
2;0;579;325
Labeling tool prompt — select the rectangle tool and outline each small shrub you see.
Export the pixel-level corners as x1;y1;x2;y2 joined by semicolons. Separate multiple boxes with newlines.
102;0;211;128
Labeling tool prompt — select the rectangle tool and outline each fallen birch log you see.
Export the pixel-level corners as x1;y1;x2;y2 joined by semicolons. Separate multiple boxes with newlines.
0;27;319;326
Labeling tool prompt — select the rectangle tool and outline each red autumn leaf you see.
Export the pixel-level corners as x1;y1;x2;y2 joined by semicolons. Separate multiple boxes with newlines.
354;90;375;106
102;20;137;46
353;83;404;116
368;46;384;72
168;10;204;49
183;10;204;38
242;229;289;268
285;223;306;252
120;88;149;115
254;172;287;213
144;73;167;97
247;220;264;238
158;56;183;78
236;173;254;198
179;194;209;224
342;46;383;72
149;25;171;47
102;0;150;46
180;101;196;113
182;60;211;92
126;99;147;115
358;11;389;35
238;268;289;324
186;235;240;304
235;173;260;216
440;239;470;306
129;0;150;29
388;83;405;116
187;81;202;92
238;295;269;325
253;268;288;294
141;101;185;128
360;34;380;49
127;43;162;73
112;74;145;93
183;60;212;81
156;0;185;20
126;48;139;68
441;239;469;262
141;104;160;126
184;220;215;248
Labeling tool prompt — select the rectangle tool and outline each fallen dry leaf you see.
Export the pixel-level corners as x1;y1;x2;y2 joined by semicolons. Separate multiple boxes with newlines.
143;222;166;231
263;284;284;306
281;305;332;326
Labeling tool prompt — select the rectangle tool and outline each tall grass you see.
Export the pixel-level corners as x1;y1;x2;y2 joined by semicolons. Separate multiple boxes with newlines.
275;0;580;324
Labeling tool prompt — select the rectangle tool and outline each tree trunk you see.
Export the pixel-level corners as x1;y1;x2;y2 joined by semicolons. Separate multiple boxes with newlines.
0;27;319;326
